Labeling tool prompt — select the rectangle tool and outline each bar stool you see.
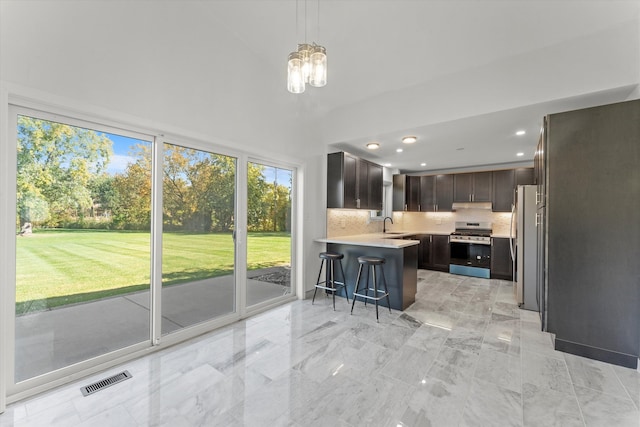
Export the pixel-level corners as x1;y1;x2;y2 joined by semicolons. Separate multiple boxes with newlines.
351;256;391;322
312;252;349;310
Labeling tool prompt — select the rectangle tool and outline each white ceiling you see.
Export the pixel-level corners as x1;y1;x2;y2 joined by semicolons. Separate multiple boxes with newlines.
208;0;640;172
3;1;638;172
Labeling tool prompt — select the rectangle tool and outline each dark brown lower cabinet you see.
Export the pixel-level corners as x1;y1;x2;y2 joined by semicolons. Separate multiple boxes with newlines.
490;237;513;280
417;234;450;271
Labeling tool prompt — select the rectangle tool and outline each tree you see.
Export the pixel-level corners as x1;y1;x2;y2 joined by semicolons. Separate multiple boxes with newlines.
110;144;152;230
16;115;112;227
162;145;237;232
247;163;269;231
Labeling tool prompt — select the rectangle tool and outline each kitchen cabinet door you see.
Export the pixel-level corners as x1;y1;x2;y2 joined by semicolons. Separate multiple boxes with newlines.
453;173;473;202
392;174;406;211
417;235;432;269
419;175;436;212
407;176;421;211
392;174;420;211
490;237;513;280
472;171;492;202
367;161;383;210
492;169;515;212
435;174;454;211
327;152;358;208
431;235;450;271
515;167;535;186
357;158;369;209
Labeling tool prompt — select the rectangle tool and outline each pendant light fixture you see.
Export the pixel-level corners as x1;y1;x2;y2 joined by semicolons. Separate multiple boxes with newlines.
287;0;327;93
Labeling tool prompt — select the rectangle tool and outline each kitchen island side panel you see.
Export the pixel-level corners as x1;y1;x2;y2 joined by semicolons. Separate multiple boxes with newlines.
546;99;640;368
326;243;418;311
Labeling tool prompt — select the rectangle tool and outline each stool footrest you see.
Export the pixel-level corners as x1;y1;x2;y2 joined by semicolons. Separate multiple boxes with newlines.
315;283;345;291
353;290;389;301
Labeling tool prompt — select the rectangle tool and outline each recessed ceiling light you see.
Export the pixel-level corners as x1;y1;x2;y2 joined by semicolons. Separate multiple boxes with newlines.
420;162;427;167
366;142;380;150
396;148;403;153
402;136;417;144
516;130;526;136
517;152;524;156
383;163;391;167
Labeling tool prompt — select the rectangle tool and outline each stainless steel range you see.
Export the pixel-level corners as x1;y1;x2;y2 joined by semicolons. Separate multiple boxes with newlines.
449;221;492;278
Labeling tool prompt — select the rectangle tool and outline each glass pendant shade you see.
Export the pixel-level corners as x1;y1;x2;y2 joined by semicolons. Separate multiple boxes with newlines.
297;43;312;83
309;45;327;87
287;51;305;93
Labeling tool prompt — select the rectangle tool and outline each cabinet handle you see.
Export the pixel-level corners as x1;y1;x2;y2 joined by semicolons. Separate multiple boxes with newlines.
405;204;407;211
536;191;540;204
356;198;360;209
535;213;540;226
435;204;438;211
418;204;421;211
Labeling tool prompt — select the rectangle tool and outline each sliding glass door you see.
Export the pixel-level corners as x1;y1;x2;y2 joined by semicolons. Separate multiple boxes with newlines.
13;110;153;382
161;143;237;332
246;161;293;307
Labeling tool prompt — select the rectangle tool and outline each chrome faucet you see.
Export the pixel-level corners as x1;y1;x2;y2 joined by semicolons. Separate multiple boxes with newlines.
383;216;393;233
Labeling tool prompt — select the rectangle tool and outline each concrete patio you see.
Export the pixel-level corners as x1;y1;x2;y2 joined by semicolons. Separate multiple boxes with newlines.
15;274;290;382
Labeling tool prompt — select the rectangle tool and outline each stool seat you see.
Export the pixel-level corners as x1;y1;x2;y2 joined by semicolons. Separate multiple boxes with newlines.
320;252;344;260
357;256;384;265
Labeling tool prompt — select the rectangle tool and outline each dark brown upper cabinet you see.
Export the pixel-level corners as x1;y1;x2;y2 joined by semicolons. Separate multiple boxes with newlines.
492;169;515;212
492;168;535;212
327;152;383;210
418;174;453;212
392;174;420;211
454;171;492;202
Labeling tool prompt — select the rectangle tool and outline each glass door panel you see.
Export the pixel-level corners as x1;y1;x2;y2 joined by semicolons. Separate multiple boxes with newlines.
161;143;237;333
246;162;293;307
14;113;153;382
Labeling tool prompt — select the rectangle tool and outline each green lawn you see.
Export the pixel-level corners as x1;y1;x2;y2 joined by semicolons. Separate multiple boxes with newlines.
16;229;291;314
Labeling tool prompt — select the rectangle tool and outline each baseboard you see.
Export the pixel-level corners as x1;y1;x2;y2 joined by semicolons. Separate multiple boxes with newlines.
554;338;638;369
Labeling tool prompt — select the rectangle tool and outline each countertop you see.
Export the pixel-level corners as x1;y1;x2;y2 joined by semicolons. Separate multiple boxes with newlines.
315;233;420;249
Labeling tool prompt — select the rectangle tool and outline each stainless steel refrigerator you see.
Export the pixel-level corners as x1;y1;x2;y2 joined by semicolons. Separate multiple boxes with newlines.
510;185;538;311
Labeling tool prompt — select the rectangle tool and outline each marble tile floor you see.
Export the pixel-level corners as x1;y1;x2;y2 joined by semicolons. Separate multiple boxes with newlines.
2;270;640;426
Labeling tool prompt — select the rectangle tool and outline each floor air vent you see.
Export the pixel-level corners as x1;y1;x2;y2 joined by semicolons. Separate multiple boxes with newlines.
80;370;132;396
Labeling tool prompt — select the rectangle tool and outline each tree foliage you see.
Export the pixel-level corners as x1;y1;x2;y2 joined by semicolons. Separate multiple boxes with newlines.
17;115;112;226
16;117;292;233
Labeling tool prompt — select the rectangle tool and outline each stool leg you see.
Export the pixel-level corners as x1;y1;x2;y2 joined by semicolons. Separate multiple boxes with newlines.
380;265;392;314
312;258;324;305
372;265;379;322
338;259;349;303
363;266;369;307
330;260;336;311
351;264;363;315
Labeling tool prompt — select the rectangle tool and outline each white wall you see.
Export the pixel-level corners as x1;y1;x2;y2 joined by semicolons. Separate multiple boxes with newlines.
0;2;328;300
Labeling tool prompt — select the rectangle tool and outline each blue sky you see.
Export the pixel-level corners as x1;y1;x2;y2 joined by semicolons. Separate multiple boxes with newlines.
103;133;146;175
102;132;292;189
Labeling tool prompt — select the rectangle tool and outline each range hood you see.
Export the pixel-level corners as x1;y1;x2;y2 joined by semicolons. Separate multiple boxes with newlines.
451;202;493;211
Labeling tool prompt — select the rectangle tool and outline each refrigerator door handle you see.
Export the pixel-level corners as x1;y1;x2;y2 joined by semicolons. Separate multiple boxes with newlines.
509;202;515;261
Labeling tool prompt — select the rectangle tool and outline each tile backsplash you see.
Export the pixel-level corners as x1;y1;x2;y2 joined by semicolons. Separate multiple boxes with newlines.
327;209;513;237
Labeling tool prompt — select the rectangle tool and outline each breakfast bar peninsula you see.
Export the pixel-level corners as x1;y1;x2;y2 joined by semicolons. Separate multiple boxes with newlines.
315;233;419;310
